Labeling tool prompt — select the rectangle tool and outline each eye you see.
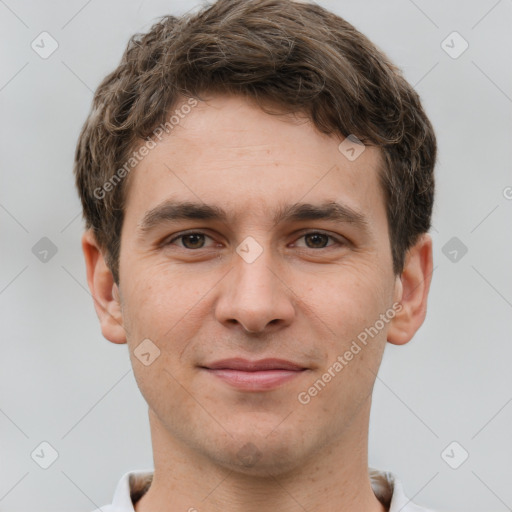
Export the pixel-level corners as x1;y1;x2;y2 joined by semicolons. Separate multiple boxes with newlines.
293;231;343;249
167;232;215;249
165;230;344;251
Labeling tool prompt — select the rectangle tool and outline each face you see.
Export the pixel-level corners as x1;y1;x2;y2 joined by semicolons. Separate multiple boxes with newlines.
88;94;422;476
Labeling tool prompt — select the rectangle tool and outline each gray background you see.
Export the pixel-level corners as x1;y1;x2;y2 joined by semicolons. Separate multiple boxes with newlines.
1;0;511;510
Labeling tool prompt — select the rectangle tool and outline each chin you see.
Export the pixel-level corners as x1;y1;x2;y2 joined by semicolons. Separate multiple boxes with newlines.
210;435;308;478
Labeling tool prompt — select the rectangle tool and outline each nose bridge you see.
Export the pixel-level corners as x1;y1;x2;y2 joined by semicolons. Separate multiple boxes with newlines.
215;236;295;333
235;242;277;296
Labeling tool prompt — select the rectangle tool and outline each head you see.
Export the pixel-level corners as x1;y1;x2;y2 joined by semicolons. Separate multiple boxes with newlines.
76;0;435;476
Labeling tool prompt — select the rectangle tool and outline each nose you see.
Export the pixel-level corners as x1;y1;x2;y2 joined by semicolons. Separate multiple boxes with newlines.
214;244;296;334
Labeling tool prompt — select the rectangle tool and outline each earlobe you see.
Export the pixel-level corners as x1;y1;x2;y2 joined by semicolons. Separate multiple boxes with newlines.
81;229;127;344
387;234;433;346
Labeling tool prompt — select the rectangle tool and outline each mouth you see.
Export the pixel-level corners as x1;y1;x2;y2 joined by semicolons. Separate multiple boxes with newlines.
200;358;308;391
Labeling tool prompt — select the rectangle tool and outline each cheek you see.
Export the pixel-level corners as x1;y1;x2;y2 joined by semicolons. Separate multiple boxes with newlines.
121;262;205;341
299;264;392;407
300;278;389;427
303;263;390;345
121;267;201;420
120;263;212;400
131;354;200;437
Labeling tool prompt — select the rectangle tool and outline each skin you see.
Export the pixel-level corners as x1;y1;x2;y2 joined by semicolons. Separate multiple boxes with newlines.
82;94;433;512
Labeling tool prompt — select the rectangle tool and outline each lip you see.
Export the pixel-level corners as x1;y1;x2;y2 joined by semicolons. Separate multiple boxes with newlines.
203;358;306;371
200;358;308;391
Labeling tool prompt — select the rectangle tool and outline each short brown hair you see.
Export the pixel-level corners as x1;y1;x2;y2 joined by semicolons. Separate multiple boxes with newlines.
74;0;436;284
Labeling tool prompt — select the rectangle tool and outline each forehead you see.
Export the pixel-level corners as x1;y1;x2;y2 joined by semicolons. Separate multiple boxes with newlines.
123;94;387;229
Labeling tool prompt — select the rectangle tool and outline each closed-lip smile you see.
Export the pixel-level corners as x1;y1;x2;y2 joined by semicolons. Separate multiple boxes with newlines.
200;358;308;391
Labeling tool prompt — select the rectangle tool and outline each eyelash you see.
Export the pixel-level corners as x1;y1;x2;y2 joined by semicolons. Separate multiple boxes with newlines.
166;230;345;250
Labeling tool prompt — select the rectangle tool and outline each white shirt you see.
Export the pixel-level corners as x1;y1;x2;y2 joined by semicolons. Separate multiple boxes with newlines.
90;468;435;511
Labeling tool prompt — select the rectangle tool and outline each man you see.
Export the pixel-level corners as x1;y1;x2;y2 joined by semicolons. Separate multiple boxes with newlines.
75;0;436;510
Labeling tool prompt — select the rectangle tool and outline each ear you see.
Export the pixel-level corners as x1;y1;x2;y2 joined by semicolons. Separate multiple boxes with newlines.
81;229;127;344
387;233;433;346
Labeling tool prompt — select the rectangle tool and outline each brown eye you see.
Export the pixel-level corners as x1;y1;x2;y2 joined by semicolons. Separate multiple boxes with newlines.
168;232;211;249
304;233;330;248
294;231;342;249
181;234;206;249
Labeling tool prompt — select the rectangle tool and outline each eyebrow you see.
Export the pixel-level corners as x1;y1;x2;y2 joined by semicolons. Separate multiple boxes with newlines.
137;199;369;237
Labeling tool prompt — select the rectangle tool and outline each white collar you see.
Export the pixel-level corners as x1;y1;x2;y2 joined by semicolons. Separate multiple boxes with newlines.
98;467;434;511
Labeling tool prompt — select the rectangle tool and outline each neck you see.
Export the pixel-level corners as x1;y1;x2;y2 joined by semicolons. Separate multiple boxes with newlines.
135;401;387;512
